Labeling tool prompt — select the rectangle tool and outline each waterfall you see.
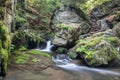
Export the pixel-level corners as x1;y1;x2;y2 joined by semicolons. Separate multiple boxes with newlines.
36;40;53;53
36;40;120;76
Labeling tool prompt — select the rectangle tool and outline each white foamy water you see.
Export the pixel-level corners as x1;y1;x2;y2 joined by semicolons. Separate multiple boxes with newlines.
52;54;120;76
36;40;53;53
36;41;120;76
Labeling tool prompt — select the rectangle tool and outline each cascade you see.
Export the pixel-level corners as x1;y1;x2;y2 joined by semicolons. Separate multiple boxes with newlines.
36;40;53;52
36;40;120;76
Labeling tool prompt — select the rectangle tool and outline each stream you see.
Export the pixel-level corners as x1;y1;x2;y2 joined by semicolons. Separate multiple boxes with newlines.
38;40;120;79
4;40;120;80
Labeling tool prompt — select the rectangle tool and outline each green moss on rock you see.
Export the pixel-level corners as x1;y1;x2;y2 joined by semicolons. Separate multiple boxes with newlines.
14;52;30;64
76;30;120;66
0;21;10;72
79;0;111;14
28;50;51;58
13;50;51;65
113;22;120;38
56;23;74;29
56;47;68;54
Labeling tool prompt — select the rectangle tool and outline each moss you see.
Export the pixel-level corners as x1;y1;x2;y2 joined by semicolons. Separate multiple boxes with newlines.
0;48;8;71
0;21;10;72
18;45;27;51
79;0;111;14
76;31;120;66
56;47;68;54
56;23;73;29
67;52;76;59
28;50;51;58
113;22;120;38
14;53;30;64
32;58;39;63
13;50;51;65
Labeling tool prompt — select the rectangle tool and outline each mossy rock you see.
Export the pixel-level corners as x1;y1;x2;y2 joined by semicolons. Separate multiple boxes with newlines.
28;50;51;58
0;21;10;74
75;30;120;67
113;22;120;38
13;50;51;65
79;0;111;14
56;47;68;54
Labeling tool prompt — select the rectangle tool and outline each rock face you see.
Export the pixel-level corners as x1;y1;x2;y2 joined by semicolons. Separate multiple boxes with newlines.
72;30;120;67
0;0;15;77
89;0;120;32
51;5;91;47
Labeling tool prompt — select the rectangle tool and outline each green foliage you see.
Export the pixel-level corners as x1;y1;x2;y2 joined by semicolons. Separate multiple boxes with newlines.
15;2;28;30
18;46;27;51
28;50;51;58
0;21;10;71
79;0;111;14
25;0;61;29
14;53;30;64
12;28;41;49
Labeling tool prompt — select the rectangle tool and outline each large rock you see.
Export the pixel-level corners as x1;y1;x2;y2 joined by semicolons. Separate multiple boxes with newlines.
51;5;91;47
71;30;120;67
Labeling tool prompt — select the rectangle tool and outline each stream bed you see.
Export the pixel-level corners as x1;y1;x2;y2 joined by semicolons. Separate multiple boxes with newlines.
4;41;120;80
4;65;120;80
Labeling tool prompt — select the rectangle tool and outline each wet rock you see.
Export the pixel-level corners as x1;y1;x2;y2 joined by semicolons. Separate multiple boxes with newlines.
56;47;68;54
113;22;120;38
72;30;120;67
90;5;110;20
112;13;120;26
51;5;91;47
97;19;111;31
89;0;120;32
67;49;78;59
90;0;120;20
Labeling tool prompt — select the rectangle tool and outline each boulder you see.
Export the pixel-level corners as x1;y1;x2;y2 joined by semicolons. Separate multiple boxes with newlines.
51;5;91;47
71;30;120;67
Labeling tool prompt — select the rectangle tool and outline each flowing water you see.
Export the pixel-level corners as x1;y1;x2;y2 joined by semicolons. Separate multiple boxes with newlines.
4;41;120;80
36;40;53;52
41;41;120;78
